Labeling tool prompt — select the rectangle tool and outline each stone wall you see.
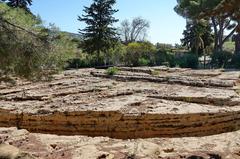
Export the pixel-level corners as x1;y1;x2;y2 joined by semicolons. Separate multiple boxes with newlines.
1;109;240;139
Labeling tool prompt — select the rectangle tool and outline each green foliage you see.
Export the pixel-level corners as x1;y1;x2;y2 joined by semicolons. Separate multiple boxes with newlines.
166;53;178;67
67;58;92;69
0;3;50;79
175;53;199;68
0;3;80;80
181;20;214;55
154;50;168;65
78;0;119;65
138;58;150;66
47;27;79;70
211;51;233;68
175;0;238;53
198;0;240;24
129;46;199;69
125;42;156;66
231;54;240;69
66;42;127;69
174;0;222;18
66;53;99;68
223;41;235;52
5;0;32;12
154;50;176;67
106;67;119;75
108;42;126;65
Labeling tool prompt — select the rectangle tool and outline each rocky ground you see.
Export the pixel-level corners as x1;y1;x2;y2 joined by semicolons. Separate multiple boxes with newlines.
0;67;240;158
1;127;240;159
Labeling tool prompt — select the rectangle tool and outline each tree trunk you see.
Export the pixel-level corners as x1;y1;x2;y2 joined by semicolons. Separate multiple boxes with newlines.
217;18;224;52
211;17;219;52
211;17;237;53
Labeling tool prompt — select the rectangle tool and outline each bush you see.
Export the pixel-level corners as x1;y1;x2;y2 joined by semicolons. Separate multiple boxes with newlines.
138;58;150;66
0;3;50;80
155;50;168;65
66;58;90;68
0;4;80;80
211;51;233;68
125;42;156;66
166;53;177;67
106;67;119;75
176;53;199;69
154;50;176;67
231;54;240;69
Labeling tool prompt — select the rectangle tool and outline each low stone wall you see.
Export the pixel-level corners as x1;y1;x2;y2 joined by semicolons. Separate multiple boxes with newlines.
91;71;236;88
0;109;240;139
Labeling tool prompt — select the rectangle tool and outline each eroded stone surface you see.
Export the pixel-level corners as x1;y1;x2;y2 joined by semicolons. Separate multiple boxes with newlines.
0;143;34;159
0;68;240;139
1;127;240;159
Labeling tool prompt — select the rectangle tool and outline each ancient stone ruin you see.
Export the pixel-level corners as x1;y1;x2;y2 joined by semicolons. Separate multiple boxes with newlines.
1;67;240;158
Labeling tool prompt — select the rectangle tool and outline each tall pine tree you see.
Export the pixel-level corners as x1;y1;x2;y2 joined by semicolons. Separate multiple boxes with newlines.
78;0;119;65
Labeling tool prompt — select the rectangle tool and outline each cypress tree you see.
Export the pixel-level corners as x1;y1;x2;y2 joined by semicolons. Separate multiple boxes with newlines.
78;0;119;65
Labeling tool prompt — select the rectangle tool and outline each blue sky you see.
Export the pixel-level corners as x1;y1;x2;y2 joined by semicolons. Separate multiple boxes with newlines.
30;0;186;44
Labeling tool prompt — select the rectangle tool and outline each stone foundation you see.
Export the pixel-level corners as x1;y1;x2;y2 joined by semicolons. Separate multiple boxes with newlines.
0;67;240;139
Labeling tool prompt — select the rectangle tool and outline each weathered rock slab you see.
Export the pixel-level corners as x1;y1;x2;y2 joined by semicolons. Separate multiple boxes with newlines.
0;68;240;139
1;127;240;159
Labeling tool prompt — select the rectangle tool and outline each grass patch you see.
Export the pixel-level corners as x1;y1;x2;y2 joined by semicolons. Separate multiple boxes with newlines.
106;67;119;76
151;70;160;76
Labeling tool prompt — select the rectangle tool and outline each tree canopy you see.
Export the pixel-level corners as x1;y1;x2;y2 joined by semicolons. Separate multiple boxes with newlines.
175;0;239;52
78;0;119;65
181;20;213;55
1;0;240;80
1;0;32;12
0;2;81;80
198;0;240;32
120;17;150;44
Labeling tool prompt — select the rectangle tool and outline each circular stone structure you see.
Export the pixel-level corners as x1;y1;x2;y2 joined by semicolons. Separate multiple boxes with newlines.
0;67;240;139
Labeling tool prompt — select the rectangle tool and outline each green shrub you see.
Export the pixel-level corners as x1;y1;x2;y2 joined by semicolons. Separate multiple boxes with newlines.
0;3;50;79
211;51;233;68
154;50;176;67
231;54;240;69
0;3;82;80
138;58;150;66
125;42;156;66
67;58;83;68
106;67;119;76
175;53;199;69
66;58;92;68
155;50;168;65
166;53;177;67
